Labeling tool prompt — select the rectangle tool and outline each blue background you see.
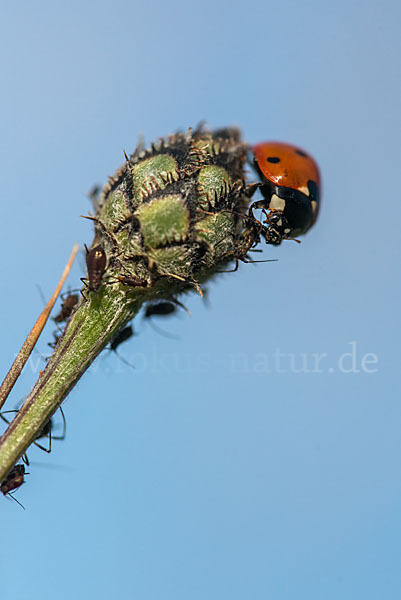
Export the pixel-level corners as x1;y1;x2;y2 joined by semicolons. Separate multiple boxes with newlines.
1;1;400;598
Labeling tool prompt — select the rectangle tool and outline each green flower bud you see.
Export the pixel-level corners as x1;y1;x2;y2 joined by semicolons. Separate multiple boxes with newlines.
87;125;250;295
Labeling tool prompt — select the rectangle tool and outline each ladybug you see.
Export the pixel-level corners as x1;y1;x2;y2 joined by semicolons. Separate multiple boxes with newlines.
250;141;321;245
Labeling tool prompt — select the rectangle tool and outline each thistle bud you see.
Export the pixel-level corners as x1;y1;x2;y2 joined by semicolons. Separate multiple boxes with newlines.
86;125;250;296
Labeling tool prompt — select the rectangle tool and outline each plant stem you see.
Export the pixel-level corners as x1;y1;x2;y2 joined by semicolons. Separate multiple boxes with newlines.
0;283;143;481
0;244;78;411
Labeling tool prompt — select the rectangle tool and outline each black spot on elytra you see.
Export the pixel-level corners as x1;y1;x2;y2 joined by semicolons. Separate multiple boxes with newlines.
267;156;280;164
295;149;308;158
307;180;319;203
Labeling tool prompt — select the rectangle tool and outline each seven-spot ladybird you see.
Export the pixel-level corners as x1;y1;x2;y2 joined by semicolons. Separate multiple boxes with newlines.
250;141;321;245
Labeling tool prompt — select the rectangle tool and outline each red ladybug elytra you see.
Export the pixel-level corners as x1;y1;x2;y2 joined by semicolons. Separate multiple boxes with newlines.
250;141;321;245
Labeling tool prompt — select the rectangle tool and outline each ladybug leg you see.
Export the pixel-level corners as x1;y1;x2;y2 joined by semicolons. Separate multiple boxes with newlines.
261;207;279;224
245;182;261;198
249;198;270;212
247;198;273;224
260;212;285;246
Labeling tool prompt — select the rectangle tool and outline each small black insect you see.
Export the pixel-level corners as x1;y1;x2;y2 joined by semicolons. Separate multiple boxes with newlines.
107;325;135;369
1;407;66;458
48;332;61;349
110;325;134;352
83;244;107;293
142;300;190;340
54;293;79;323
118;274;148;288
1;464;27;509
33;408;67;454
144;302;177;319
1;464;25;495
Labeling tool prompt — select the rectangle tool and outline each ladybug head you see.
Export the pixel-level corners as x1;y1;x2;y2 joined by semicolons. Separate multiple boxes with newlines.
261;211;291;246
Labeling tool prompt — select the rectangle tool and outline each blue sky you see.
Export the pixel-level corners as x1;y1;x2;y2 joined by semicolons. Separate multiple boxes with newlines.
1;1;400;598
